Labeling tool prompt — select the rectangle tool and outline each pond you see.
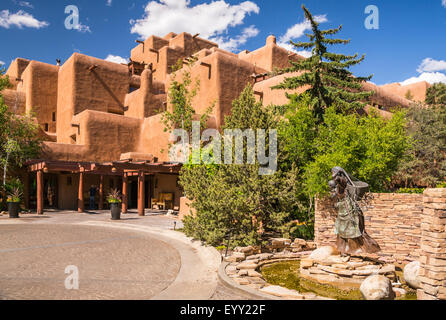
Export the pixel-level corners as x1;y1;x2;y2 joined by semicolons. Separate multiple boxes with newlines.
260;261;417;300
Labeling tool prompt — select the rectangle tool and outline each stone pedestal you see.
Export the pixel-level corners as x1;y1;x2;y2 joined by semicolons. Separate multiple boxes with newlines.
417;188;446;300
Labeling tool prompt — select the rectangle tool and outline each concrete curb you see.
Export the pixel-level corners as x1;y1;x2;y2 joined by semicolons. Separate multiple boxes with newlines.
217;262;280;300
75;221;221;300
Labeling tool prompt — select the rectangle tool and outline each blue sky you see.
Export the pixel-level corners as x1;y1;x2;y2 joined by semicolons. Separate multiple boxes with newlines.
1;0;446;85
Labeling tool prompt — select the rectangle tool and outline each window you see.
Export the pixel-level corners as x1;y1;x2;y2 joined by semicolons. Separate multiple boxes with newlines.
44;123;49;132
52;112;56;122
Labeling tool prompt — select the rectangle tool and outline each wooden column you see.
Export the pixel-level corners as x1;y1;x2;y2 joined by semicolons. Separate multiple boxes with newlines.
37;170;43;215
99;175;104;210
122;173;128;214
138;171;145;216
78;172;84;213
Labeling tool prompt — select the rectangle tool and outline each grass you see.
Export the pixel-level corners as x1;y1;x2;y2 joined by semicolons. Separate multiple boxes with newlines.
261;261;418;300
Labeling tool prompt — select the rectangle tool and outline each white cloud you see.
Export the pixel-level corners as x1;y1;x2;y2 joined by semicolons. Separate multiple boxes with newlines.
417;58;446;73
130;0;260;51
442;0;446;8
106;0;112;7
0;10;48;29
212;25;259;51
73;22;91;33
14;1;34;9
400;72;446;85
0;60;5;66
105;55;129;64
277;14;328;55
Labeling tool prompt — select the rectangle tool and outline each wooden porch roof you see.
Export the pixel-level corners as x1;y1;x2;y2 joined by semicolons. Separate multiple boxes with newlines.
25;159;182;175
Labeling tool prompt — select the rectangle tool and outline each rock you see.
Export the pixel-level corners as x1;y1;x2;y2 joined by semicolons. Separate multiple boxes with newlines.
293;238;307;246
300;258;314;269
393;287;407;298
378;264;396;275
224;254;245;263
404;261;421;289
234;246;254;254
247;270;262;278
233;277;250;285
1;211;7;215
360;275;395;300
306;241;317;250
309;246;339;261
236;262;258;270
271;238;291;246
226;265;237;275
238;270;248;276
260;286;304;299
257;253;273;261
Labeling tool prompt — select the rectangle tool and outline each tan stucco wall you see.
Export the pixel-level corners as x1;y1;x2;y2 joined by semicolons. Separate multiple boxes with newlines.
20;61;59;133
380;81;430;103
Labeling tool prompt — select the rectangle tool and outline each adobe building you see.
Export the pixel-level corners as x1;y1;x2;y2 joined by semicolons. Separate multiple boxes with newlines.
2;32;426;216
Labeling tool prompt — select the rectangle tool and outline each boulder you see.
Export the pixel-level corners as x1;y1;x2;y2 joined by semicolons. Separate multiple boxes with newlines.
403;261;421;289
309;246;339;261
360;275;395;300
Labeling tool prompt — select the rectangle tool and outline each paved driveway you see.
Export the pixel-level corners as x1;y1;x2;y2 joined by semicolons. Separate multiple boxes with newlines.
0;224;180;300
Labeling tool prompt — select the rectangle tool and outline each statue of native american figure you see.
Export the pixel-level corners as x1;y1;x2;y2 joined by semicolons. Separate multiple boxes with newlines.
328;167;381;255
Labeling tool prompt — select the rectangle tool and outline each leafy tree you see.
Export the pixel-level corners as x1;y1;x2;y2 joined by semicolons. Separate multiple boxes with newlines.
180;85;306;247
272;5;373;121
302;107;409;196
161;59;213;135
393;101;446;188
0;69;41;207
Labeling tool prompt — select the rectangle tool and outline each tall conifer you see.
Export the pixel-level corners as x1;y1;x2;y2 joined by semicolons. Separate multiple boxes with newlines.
274;5;374;120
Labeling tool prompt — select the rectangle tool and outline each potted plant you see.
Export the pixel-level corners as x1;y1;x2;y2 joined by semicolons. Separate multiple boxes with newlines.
7;188;22;219
107;189;122;220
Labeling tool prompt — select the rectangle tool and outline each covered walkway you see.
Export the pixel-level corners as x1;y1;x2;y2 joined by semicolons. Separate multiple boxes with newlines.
25;159;182;216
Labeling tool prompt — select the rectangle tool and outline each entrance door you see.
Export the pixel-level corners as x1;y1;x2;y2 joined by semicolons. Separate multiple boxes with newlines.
44;174;58;209
130;180;138;209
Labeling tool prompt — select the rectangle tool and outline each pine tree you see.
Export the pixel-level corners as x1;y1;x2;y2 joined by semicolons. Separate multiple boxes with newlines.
273;5;374;120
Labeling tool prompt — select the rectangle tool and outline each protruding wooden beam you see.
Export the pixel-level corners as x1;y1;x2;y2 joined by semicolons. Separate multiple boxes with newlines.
88;65;99;72
199;61;212;79
149;48;159;62
254;91;264;101
193;33;200;38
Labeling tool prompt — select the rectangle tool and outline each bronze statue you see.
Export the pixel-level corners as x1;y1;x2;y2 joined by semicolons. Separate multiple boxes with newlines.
329;167;381;255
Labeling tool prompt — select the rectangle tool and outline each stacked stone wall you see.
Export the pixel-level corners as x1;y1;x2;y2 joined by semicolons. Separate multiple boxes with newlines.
315;189;446;300
315;193;423;265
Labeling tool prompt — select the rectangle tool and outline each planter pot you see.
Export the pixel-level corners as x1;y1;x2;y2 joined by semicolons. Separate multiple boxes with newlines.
110;203;121;220
8;202;20;219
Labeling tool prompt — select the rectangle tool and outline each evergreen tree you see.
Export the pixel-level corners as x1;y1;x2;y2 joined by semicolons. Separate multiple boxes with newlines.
273;5;374;120
426;83;446;106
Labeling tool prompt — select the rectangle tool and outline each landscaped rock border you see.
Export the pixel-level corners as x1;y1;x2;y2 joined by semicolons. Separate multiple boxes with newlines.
220;238;333;300
220;239;412;300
